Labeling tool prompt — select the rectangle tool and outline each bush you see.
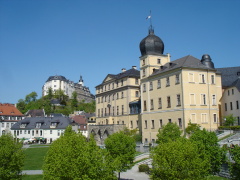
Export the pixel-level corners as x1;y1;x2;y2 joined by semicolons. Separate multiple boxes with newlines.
138;164;149;172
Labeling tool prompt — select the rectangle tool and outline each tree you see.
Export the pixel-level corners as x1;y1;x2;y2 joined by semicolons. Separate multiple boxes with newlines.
229;145;240;180
122;127;142;142
151;138;210;180
104;131;136;179
185;121;200;136
71;91;78;110
43;126;115;179
16;99;26;114
46;87;53;100
25;91;38;103
0;133;25;180
190;128;225;174
156;122;182;144
224;114;237;126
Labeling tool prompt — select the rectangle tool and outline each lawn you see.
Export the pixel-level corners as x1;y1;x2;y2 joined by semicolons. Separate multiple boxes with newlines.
206;176;229;180
23;147;49;170
23;175;43;180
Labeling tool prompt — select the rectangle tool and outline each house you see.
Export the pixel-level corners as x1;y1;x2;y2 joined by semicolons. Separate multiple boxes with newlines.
25;109;45;117
11;116;77;143
0;103;24;136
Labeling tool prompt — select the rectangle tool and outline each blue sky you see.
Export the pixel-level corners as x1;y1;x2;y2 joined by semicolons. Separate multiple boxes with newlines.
0;0;239;104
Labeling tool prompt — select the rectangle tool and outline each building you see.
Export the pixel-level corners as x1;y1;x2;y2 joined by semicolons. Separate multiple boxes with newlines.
25;109;45;117
217;66;240;125
0;103;24;136
42;75;95;103
11;116;77;143
95;26;222;144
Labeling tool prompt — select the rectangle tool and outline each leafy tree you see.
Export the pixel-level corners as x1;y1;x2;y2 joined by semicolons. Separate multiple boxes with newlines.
122;127;142;142
229;145;240;180
25;91;38;103
43;126;115;180
156;122;182;144
46;87;53;100
16;99;26;114
71;91;78;110
0;133;25;180
224;114;237;126
190;129;225;174
185;121;200;136
105;131;136;179
151;138;210;180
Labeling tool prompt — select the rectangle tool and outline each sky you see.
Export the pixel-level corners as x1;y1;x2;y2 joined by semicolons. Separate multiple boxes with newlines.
0;0;239;104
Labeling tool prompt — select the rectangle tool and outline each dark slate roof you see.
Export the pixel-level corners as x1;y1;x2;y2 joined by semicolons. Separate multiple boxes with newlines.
11;117;74;130
151;55;216;77
50;99;61;105
217;66;240;91
50;113;64;117
46;75;68;82
25;109;45;117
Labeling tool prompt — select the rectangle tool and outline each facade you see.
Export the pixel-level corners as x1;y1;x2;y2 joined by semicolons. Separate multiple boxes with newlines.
11;116;77;143
95;67;140;128
0;103;24;136
42;75;95;103
95;26;223;144
217;67;240;125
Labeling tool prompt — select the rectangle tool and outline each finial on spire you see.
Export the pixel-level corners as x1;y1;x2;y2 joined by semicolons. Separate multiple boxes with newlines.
146;10;154;34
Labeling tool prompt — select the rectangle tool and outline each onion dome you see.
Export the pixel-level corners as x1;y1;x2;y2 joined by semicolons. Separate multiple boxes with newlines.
140;27;164;56
201;54;215;69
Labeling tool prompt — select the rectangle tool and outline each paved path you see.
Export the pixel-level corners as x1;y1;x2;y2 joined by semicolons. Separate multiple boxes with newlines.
22;153;151;180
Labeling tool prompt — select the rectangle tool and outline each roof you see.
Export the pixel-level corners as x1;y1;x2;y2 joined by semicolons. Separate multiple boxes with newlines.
11;116;74;130
97;68;140;86
25;109;45;117
0;103;23;116
217;66;240;91
46;75;68;82
71;115;87;125
151;55;216;77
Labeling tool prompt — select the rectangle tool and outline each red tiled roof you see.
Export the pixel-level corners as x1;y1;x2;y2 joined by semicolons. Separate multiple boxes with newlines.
71;115;87;124
0;103;23;116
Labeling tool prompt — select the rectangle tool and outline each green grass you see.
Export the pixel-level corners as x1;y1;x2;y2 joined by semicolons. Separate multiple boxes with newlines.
23;147;49;170
23;175;43;180
29;144;50;148
205;176;229;180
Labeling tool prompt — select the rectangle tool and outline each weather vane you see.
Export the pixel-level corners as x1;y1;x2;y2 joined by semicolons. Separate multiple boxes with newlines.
146;10;152;28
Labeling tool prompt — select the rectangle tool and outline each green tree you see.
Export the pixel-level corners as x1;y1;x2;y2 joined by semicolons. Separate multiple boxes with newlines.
16;99;26;114
25;91;38;103
185;121;200;136
71;91;78;110
151;138;210;180
224;114;237;126
190;129;225;174
0;133;25;180
43;126;115;180
229;145;240;180
105;131;136;179
122;127;142;142
156;122;182;144
46;87;53;100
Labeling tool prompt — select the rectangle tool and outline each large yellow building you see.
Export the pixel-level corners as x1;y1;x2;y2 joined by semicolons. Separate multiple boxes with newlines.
95;27;222;144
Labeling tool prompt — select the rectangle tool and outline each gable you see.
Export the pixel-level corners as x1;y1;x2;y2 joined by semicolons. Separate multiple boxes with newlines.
102;75;116;83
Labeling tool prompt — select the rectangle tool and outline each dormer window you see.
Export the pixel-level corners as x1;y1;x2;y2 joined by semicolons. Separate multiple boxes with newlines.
20;123;27;128
36;123;42;128
50;122;57;128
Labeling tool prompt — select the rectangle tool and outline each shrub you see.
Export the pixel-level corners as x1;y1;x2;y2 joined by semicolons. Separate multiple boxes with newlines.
138;164;149;172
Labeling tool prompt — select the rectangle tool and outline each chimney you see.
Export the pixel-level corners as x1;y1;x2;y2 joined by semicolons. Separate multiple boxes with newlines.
132;66;137;69
121;68;126;72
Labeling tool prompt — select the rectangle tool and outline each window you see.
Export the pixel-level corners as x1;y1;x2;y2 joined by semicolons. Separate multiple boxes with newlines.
135;91;139;97
157;79;161;88
143;84;146;92
151;120;155;129
232;89;234;95
105;96;107;102
104;108;107;116
145;120;147;129
116;93;119;99
130;121;133;128
2;123;4;127
28;130;30;134
32;130;34;136
212;95;216;105
213;114;217;123
136;120;139;128
157;58;161;64
116;81;119;87
168;119;172;123
135;78;138;85
122;105;124;115
199;74;205;83
159;119;163;128
149;82;153;90
50;130;52;134
101;97;103;103
36;123;41;128
190;94;195;105
230;102;233;110
143;69;146;77
121;79;123;86
211;75;215;84
189;73;194;82
101;108;103;117
112;106;114;116
142;59;145;66
150;99;154;110
228;90;230;96
178;118;182;128
201;94;206;105
98;109;100;117
117;106;119;115
237;101;239;109
58;130;60;136
112;94;114;100
177;94;181;106
158;98;162;109
167;96;171;108
121;92;124;98
190;114;196;124
201;114;207;123
175;74;180;84
166;77;170;86
112;83;114;89
108;84;110;90
225;103;227;111
144;101;147;111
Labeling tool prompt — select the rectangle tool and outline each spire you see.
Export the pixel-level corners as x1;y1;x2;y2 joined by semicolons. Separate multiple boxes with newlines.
79;75;84;86
146;10;154;35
